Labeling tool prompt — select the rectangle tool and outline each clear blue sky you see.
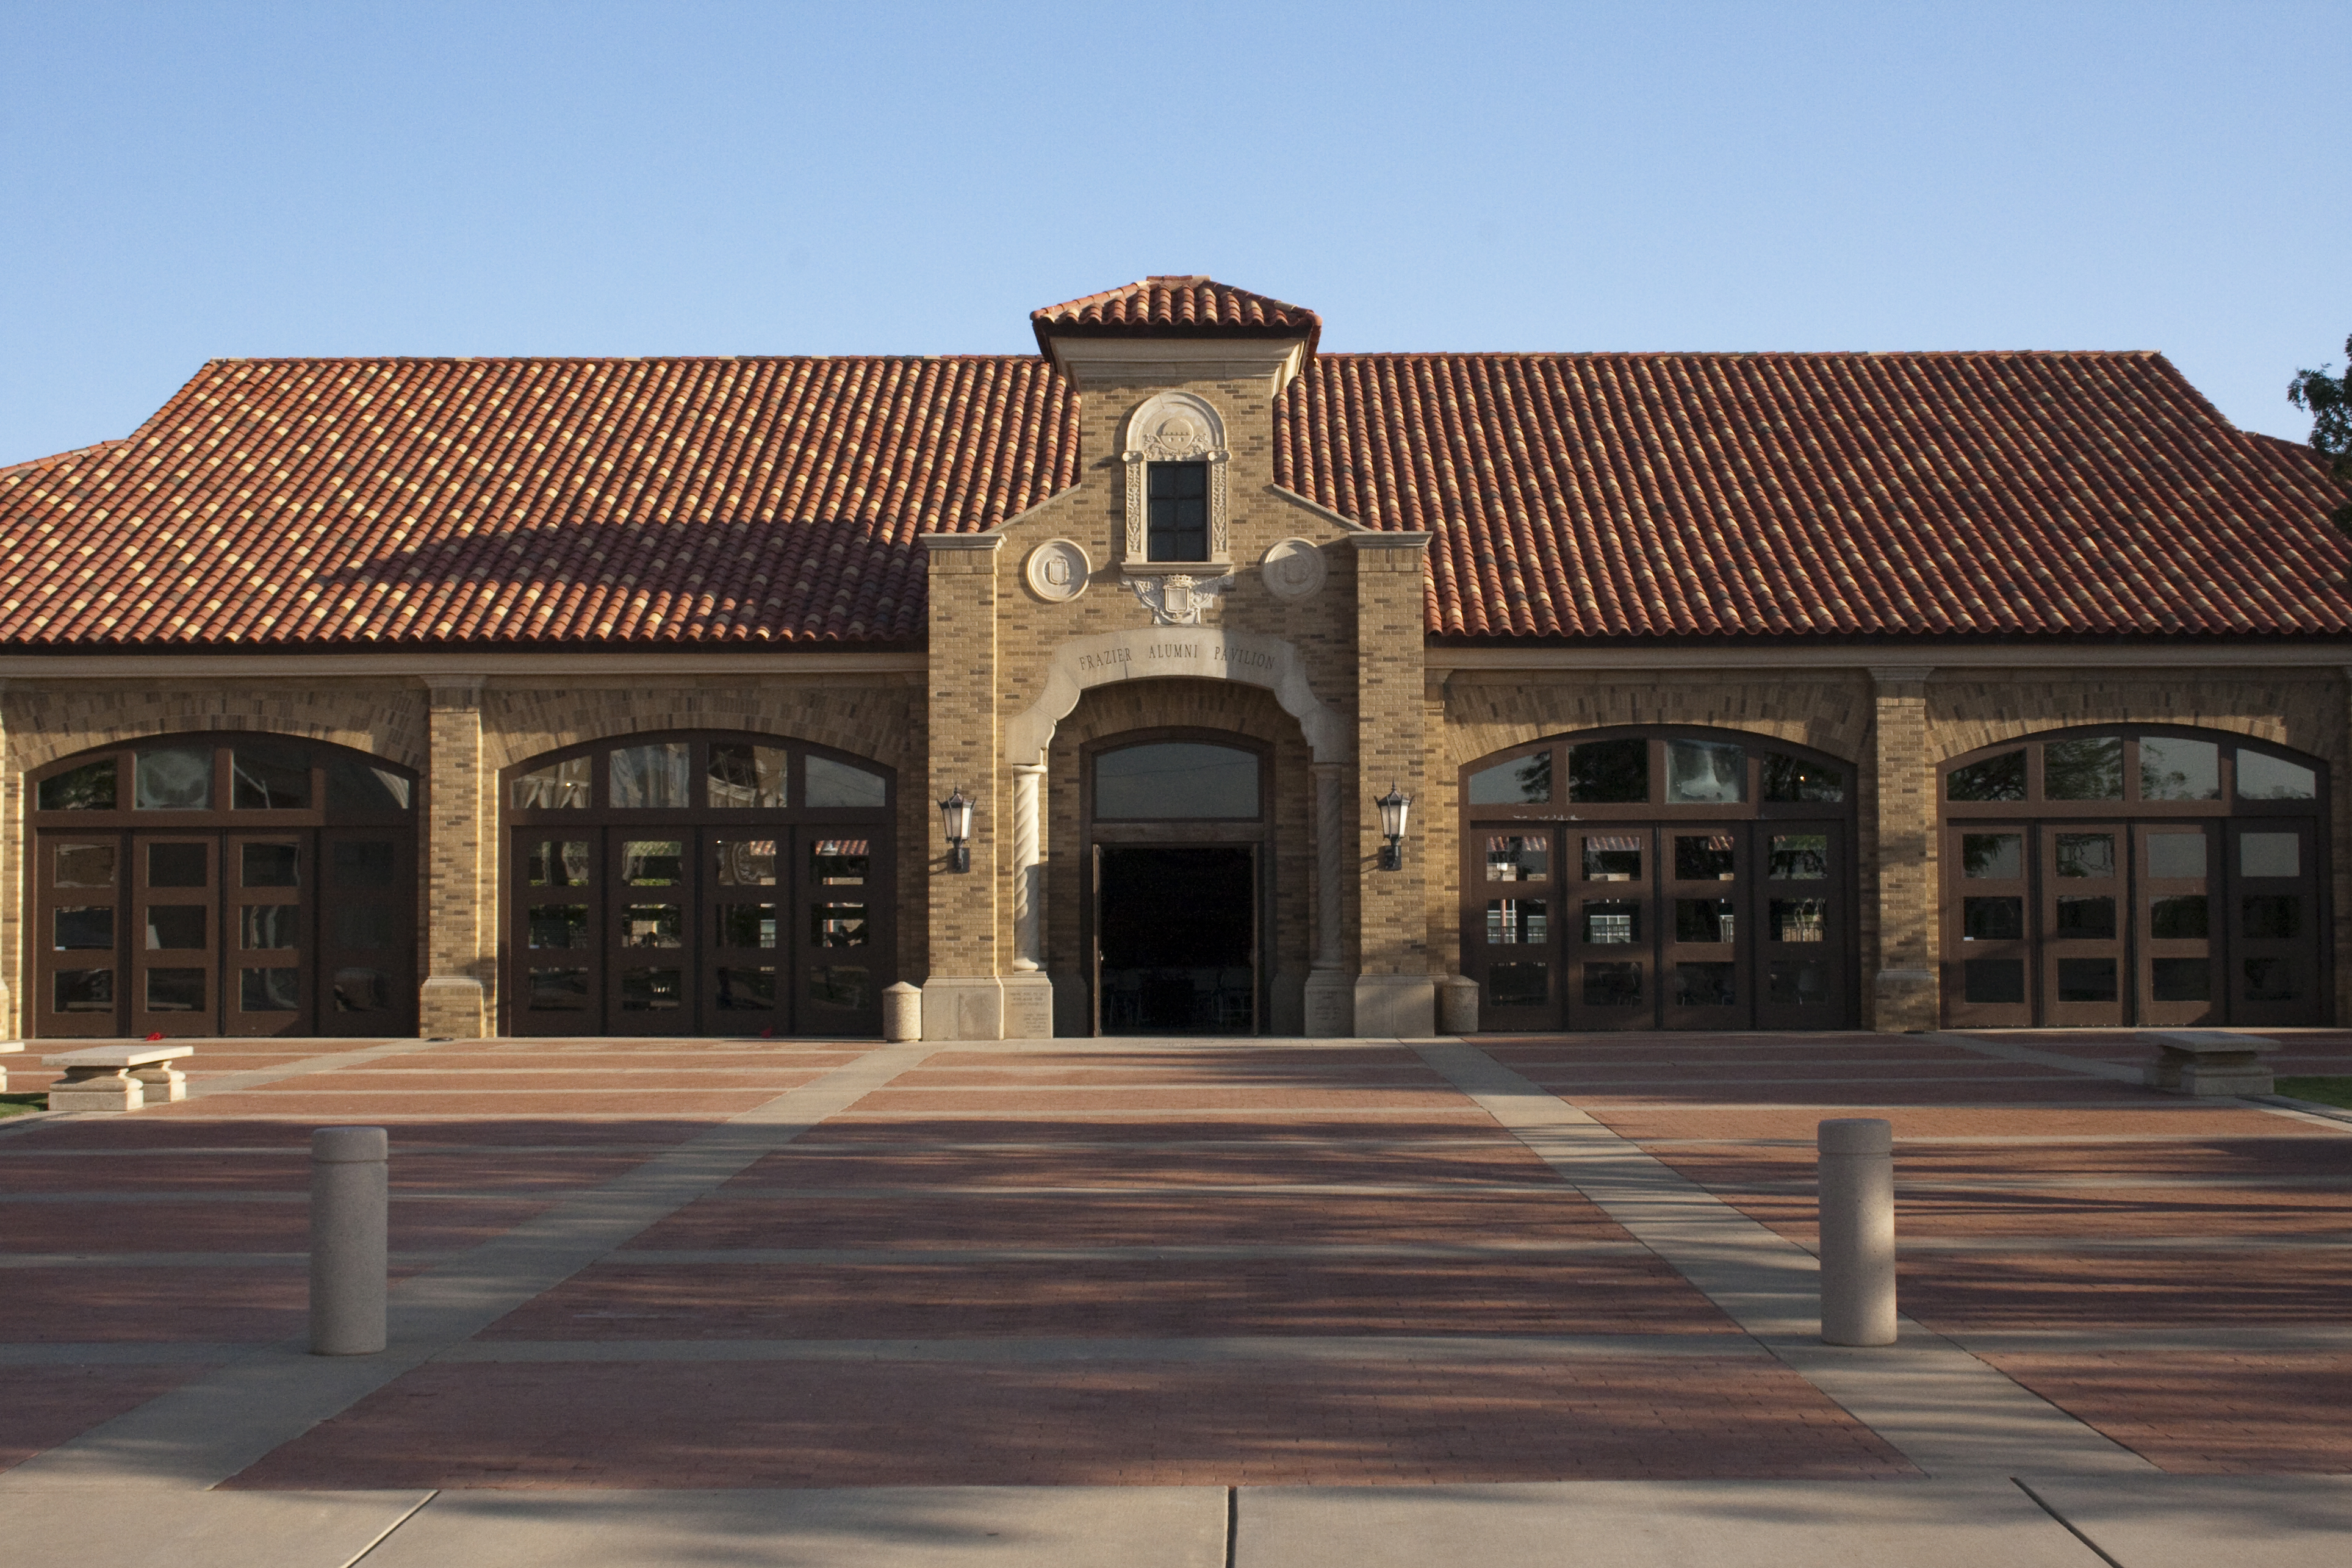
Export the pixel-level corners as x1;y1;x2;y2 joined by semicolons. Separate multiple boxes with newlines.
4;1;2347;463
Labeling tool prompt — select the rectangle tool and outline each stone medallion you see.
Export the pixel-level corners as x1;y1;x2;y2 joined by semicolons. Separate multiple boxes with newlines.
1260;537;1328;600
1023;538;1091;603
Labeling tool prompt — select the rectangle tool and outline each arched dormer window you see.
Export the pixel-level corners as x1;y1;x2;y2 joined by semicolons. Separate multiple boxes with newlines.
1120;390;1228;568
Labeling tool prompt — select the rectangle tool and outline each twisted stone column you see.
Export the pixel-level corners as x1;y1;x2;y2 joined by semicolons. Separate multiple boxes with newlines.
1011;761;1045;973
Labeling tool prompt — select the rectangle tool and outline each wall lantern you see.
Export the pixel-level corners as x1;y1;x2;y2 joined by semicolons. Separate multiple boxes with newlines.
1376;782;1412;871
938;786;974;873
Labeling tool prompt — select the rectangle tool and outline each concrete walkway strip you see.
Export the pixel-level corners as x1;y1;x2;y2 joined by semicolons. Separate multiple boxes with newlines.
0;1041;940;1492
1414;1042;2155;1478
1919;1031;2149;1084
434;1333;1768;1364
0;1489;435;1568
2017;1475;2352;1568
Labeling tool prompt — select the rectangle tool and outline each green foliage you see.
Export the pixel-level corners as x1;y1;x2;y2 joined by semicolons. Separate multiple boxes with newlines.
2275;1076;2352;1110
2287;335;2352;533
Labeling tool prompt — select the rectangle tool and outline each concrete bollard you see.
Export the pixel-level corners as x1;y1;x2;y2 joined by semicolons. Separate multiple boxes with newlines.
1437;976;1480;1035
1818;1117;1897;1347
883;981;922;1043
311;1126;389;1356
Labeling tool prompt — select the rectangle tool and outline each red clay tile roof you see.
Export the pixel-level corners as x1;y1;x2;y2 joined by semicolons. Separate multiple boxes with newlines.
1;344;2345;649
1032;276;1321;355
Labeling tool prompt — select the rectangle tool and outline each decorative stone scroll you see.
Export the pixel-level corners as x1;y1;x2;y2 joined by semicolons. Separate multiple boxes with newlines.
1120;390;1230;565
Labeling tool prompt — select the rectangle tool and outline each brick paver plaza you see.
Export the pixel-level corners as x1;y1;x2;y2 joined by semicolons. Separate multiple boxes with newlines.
4;1030;2351;1564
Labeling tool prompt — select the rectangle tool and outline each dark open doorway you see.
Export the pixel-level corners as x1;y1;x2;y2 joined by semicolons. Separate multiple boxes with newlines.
1096;845;1256;1034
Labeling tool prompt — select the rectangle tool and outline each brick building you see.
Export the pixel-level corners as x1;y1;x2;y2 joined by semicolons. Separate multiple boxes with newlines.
1;277;2346;1042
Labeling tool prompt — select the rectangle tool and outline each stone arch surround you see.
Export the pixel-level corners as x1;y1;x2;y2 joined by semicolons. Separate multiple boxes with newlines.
4;685;425;773
484;683;917;774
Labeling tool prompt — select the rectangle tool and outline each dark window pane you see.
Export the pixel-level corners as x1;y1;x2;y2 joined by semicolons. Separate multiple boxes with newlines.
148;842;208;888
1768;960;1829;1007
1769;899;1827;942
145;967;206;1011
610;743;691;809
241;967;299;1012
715;966;777;1010
332;841;397;889
813;840;869;885
325;757;412;812
1486;899;1549;944
2237;750;2317;802
242;843;300;888
1768;834;1828;880
135;747;212;810
54;968;113;1012
1581;836;1642;882
39;760;117;811
814;904;868;948
527;967;589;1011
809;965;872;1011
1664;740;1745;805
145;905;206;950
1962;897;2024;941
2151;958;2210;1002
806;757;888;809
2243;957;2298;1002
1484;834;1549;883
708;744;788;808
55;844;117;887
1583;901;1639;944
2139;738;2220;802
2147;834;2207;880
1673;962;1736;1007
624;841;685;886
2045;736;2124;800
1964;958;2026;1004
716;840;777;886
334;906;397;950
2057;957;2118;1002
512;757;591;810
1675;899;1734;943
1094;743;1257;819
1146;461;1208;561
331;968;391;1012
54;906;114;950
231;744;311;809
716;904;778;949
1486;962;1548;1007
1583;962;1643;1007
1675;834;1735;881
241;904;300;949
1961;833;2023;880
2055;833;2116;879
1467;752;1551;805
2149;895;2209;940
2054;896;2117;941
1947;751;2026;802
2240;833;2300;879
1761;753;1846;803
527;841;591;887
2243;895;2301;940
1567;738;1648;803
622;904;684;948
528;905;590;950
621;967;685;1010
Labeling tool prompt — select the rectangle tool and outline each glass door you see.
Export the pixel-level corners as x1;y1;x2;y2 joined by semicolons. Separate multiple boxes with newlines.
705;831;782;1029
1661;829;1740;1028
1757;824;1847;1029
2042;824;2126;1026
37;835;125;1039
516;832;597;1032
2229;819;2320;1028
1466;829;1556;1031
609;833;691;1034
1566;829;1653;1030
1945;826;2031;1027
318;832;417;1034
2138;824;2216;1027
131;836;218;1037
224;833;309;1035
794;830;882;1036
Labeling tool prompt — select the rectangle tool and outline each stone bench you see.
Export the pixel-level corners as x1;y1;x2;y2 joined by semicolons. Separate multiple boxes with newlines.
2143;1030;2278;1097
43;1045;195;1112
0;1041;21;1094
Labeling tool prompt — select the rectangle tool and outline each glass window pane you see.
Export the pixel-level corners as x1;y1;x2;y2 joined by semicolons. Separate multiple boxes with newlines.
708;744;788;808
716;967;777;1010
2054;896;2117;941
148;843;207;887
2057;957;2118;1002
621;967;685;1010
1486;962;1548;1007
333;907;397;949
2054;833;2116;879
1675;899;1734;943
2240;833;2300;879
1769;899;1827;941
54;968;113;1012
331;841;397;889
716;904;778;948
145;967;206;1010
2237;750;2317;802
54;907;115;950
331;968;392;1012
621;904;684;947
240;968;300;1012
1467;752;1551;805
240;904;300;949
2151;958;2210;1001
1664;739;1746;805
2243;895;2301;940
527;841;592;887
624;841;685;886
1761;753;1845;803
2243;957;2298;1001
812;840;868;885
1486;899;1549;944
326;758;413;812
1947;751;2026;802
1567;738;1647;803
2147;833;2207;880
2138;738;2220;801
1583;901;1639;944
813;903;869;948
1581;835;1641;881
146;906;206;949
135;747;212;810
2150;896;2210;939
1768;834;1828;880
242;843;300;888
809;965;872;1011
1768;960;1829;1006
55;844;117;888
1674;834;1735;880
716;839;777;886
527;968;590;1010
528;905;590;949
807;755;890;810
1093;744;1256;819
2044;736;2124;800
38;760;117;811
1674;963;1737;1007
1961;833;2023;880
512;757;591;810
1484;834;1549;883
611;743;691;809
231;744;311;809
1962;897;2023;941
1583;962;1642;1006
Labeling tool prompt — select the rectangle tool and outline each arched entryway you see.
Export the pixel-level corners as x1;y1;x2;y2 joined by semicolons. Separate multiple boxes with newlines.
1940;727;2329;1027
1460;727;1859;1031
27;733;420;1038
502;731;895;1037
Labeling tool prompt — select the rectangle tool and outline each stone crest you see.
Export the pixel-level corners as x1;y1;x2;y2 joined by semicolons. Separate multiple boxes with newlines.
1260;537;1327;599
1128;571;1234;627
1022;538;1090;603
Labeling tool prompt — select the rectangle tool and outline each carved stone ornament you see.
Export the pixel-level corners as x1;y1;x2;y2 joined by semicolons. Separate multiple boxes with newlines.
1022;538;1091;603
1128;571;1234;627
1120;390;1230;564
1260;537;1327;600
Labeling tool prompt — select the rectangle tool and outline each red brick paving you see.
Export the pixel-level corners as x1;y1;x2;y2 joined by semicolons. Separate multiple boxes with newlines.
0;1364;219;1470
1899;1251;2352;1331
1;1264;428;1342
223;1356;1911;1488
1982;1351;2352;1473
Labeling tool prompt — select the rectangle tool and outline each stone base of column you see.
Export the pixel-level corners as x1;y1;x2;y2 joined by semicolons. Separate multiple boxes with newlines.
1872;968;1940;1032
1304;971;1354;1037
1354;974;1436;1038
1269;966;1307;1035
1437;974;1480;1035
419;976;487;1038
1001;974;1054;1040
921;976;1005;1041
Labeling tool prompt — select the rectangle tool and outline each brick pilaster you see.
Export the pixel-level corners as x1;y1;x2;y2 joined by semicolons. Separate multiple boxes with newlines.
921;533;1008;1038
420;676;491;1037
1869;665;1938;1029
1351;531;1434;1035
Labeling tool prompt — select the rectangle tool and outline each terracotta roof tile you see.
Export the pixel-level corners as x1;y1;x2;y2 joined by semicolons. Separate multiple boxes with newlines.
1031;276;1321;355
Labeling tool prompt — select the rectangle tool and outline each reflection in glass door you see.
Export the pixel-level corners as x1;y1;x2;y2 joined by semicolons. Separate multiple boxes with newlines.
1570;829;1653;1031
